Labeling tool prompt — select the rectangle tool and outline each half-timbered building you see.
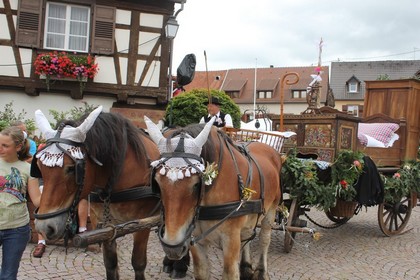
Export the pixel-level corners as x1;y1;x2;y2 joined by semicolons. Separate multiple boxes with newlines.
0;0;183;119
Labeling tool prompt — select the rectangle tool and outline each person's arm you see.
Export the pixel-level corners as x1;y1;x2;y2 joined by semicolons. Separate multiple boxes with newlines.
27;177;41;207
224;114;233;128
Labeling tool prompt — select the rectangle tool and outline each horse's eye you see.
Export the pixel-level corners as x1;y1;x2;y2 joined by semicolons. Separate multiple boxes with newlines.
65;165;76;174
192;182;200;194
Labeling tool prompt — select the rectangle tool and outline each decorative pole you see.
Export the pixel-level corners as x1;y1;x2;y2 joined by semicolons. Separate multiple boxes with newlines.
204;50;212;104
279;72;299;131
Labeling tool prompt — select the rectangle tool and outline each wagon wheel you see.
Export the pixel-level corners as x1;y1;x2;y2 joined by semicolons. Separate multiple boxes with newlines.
378;193;413;236
324;210;351;224
284;198;299;253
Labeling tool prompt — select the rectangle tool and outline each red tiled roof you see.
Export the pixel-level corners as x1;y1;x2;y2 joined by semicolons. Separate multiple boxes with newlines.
222;79;247;91
183;66;330;104
257;79;279;90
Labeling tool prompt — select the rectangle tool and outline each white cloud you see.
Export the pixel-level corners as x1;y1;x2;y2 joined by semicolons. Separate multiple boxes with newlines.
172;0;420;72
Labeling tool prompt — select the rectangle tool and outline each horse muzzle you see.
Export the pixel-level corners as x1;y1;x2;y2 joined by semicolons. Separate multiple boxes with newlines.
161;242;190;261
158;224;192;260
34;212;68;241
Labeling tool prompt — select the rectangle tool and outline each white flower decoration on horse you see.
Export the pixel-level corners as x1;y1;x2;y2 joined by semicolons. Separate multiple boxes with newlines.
202;162;218;185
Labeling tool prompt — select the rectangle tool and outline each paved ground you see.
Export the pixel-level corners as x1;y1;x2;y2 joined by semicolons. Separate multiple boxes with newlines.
4;203;420;280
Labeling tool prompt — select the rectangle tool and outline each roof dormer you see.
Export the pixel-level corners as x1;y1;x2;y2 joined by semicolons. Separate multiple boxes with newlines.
346;75;361;93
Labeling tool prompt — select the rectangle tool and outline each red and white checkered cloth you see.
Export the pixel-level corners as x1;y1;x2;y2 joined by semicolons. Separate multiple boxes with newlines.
358;123;399;147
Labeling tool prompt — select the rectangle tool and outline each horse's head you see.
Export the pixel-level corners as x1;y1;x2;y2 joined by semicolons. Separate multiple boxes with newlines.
32;106;102;240
145;116;215;259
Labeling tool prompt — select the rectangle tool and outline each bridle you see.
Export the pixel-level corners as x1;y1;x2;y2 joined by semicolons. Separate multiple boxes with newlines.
155;131;265;250
33;123;101;244
153;133;207;248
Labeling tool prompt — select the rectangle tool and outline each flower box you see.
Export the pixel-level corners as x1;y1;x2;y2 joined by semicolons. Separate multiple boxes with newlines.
34;51;98;94
39;74;87;82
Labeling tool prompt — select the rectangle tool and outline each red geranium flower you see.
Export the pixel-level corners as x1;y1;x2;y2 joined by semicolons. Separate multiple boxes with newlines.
340;180;348;189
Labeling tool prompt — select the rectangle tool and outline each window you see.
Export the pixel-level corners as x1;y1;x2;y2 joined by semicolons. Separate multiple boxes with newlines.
257;91;272;99
348;82;358;93
346;105;359;117
346;75;360;93
291;90;306;99
44;2;90;52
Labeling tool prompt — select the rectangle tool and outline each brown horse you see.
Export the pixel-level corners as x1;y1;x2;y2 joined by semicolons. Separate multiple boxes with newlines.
145;116;282;279
32;107;187;280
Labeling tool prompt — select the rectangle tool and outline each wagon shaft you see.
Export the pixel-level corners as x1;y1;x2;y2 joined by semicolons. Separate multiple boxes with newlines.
73;215;160;247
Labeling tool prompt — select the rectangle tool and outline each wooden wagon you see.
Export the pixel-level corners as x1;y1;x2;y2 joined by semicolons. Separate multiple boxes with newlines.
225;111;418;254
276;79;420;252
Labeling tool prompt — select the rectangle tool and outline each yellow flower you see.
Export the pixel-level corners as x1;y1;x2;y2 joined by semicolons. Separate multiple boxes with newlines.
311;231;322;241
242;187;256;200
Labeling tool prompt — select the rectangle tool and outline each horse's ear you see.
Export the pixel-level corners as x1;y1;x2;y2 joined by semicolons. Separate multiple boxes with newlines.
76;106;103;135
35;109;56;139
194;116;215;148
144;116;164;144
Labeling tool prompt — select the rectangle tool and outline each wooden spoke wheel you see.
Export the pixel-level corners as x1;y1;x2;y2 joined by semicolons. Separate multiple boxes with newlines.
324;210;351;224
378;193;413;236
284;198;299;253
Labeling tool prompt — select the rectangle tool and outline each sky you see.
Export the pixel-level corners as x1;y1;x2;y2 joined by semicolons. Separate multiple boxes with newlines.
171;0;420;72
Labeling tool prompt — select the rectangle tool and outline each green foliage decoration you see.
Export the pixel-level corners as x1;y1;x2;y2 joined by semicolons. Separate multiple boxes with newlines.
164;89;241;128
282;149;336;211
382;160;420;204
282;149;365;210
330;150;365;201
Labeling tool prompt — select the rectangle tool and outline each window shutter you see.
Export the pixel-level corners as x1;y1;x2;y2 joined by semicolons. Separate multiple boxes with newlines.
91;5;115;54
15;0;42;48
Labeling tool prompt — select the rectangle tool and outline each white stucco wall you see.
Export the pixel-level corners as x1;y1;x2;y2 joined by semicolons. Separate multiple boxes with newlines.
1;89;115;135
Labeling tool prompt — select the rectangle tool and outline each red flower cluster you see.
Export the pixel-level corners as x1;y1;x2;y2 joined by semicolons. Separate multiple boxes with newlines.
34;51;98;79
339;180;348;189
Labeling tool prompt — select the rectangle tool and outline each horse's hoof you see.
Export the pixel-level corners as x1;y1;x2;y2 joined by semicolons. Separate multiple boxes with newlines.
240;262;253;280
163;264;173;273
171;270;187;279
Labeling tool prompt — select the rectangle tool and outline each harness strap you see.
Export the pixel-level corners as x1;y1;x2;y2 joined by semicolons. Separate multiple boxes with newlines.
223;136;246;197
34;206;71;220
160;152;202;163
192;199;263;245
243;142;266;202
89;186;160;203
197;200;262;220
46;137;83;147
237;143;253;191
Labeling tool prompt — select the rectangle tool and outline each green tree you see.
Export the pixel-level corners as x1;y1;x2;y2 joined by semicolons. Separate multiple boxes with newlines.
48;101;97;128
164;89;241;128
0;101;35;133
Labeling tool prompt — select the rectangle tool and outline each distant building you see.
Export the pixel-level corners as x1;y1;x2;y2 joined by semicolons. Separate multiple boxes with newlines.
330;60;420;117
184;66;330;116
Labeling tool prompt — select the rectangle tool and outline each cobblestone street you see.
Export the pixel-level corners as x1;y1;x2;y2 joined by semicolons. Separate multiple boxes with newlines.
4;204;420;279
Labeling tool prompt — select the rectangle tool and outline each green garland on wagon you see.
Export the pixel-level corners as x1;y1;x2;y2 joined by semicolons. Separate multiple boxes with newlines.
282;149;420;211
381;160;420;204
